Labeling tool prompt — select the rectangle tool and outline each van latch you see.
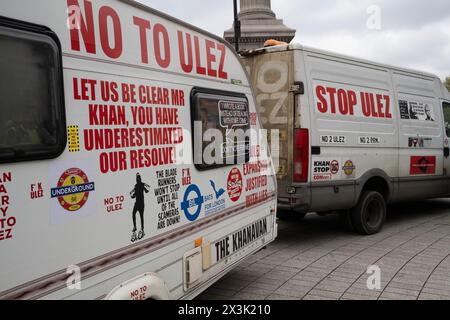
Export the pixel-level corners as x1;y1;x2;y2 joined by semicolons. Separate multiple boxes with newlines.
290;82;305;95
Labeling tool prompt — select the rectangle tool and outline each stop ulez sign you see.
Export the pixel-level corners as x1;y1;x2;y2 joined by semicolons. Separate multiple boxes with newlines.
315;85;392;119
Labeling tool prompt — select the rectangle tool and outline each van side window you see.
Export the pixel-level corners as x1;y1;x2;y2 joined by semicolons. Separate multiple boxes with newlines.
0;22;65;163
191;89;250;170
443;102;450;137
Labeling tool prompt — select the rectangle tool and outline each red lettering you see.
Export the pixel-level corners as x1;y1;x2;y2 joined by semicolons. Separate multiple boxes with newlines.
326;87;337;114
133;16;151;64
153;24;171;68
1;196;9;206
73;78;97;101
384;95;392;118
122;84;136;103
361;92;371;117
337;89;349;115
217;44;228;79
68;0;96;54
316;86;328;113
178;31;193;73
376;94;385;118
99;6;123;59
369;93;378;117
348;90;357;115
100;152;127;174
205;40;217;78
194;36;206;75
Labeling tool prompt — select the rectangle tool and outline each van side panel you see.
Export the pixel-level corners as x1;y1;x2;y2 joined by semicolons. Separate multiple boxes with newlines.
392;72;447;200
303;51;398;212
0;0;277;300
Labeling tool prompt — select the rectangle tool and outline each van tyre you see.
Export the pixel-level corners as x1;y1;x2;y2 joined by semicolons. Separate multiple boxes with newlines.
277;210;306;221
351;191;386;235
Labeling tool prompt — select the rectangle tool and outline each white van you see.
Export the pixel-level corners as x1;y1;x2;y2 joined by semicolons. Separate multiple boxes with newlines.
243;43;450;235
0;0;277;299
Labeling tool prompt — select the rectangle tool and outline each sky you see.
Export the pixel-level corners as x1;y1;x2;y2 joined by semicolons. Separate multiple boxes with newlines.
137;0;450;80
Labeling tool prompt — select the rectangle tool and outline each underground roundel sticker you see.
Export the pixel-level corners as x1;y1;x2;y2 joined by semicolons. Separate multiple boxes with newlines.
227;168;243;202
51;168;95;212
181;184;204;222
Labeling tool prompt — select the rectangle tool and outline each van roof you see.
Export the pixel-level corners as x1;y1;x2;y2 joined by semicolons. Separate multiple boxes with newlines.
242;43;440;81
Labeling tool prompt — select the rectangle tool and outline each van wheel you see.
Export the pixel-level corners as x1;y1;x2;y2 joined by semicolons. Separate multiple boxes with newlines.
351;191;386;235
277;210;306;221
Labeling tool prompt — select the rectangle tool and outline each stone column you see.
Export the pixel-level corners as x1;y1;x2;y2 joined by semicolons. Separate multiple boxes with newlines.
239;0;275;19
224;0;296;51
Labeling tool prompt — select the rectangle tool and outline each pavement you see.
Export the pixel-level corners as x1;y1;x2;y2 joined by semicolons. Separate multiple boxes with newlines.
197;199;450;300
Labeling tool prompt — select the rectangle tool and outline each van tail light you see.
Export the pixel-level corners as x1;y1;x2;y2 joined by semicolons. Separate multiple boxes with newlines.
293;129;309;183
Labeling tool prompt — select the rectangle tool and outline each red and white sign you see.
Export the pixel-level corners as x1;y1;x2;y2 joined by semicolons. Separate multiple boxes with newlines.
315;84;392;119
410;156;436;175
227;168;243;202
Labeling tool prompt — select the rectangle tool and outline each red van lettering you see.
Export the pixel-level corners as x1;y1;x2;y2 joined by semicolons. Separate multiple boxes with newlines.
337;89;349;115
205;40;218;78
217;44;228;80
384;95;392;118
178;31;193;73
194;36;206;76
316;85;328;113
99;6;123;59
326;87;337;114
153;24;171;68
133;16;151;64
348;90;357;115
68;0;96;54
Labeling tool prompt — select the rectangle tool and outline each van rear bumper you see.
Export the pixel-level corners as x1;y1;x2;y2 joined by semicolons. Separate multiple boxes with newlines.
277;185;311;213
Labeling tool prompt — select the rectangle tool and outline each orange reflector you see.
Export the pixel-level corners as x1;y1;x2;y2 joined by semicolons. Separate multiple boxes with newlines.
195;238;203;248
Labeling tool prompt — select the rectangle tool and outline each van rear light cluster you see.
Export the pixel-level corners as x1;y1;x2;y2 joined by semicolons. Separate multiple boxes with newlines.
293;129;309;183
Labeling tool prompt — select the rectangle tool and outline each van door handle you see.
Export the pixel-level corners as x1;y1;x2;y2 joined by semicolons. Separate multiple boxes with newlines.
444;147;450;158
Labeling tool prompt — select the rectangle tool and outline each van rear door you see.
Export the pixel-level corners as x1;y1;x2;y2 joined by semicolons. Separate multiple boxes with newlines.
441;99;450;194
242;49;295;200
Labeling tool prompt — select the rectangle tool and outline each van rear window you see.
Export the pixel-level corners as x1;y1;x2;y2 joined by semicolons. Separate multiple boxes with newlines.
0;22;65;163
191;89;250;170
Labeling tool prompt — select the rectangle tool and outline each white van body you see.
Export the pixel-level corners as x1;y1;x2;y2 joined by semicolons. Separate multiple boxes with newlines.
0;0;277;299
243;43;450;234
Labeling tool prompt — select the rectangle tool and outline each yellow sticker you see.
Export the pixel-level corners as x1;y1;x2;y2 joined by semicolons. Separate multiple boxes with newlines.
67;125;80;153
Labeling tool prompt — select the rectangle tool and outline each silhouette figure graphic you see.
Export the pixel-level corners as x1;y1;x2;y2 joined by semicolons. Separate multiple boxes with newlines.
210;180;225;199
130;173;150;242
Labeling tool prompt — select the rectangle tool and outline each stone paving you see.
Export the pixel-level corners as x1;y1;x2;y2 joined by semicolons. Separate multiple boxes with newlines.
197;199;450;300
